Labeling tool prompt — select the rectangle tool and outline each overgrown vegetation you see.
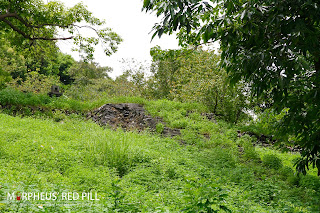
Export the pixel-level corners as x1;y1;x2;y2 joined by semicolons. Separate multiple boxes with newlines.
0;0;319;212
143;0;320;177
0;99;319;212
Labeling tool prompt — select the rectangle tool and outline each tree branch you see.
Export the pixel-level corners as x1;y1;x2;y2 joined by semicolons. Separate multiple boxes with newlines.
0;12;70;29
0;12;106;42
2;18;73;41
2;18;31;39
0;13;18;20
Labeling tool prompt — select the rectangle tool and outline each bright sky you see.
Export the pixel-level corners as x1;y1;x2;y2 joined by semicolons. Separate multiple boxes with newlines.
56;0;180;78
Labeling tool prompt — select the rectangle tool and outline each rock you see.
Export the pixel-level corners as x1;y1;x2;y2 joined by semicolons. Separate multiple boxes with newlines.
87;103;181;138
162;127;181;137
202;112;216;122
48;85;63;97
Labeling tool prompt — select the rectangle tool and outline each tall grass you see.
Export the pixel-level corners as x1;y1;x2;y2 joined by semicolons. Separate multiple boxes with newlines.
0;88;148;114
84;129;150;177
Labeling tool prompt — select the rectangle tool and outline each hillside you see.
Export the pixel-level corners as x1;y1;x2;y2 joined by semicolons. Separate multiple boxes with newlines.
0;98;319;212
1;0;320;212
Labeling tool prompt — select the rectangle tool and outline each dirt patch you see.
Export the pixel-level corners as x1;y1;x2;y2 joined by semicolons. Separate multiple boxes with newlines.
87;103;181;137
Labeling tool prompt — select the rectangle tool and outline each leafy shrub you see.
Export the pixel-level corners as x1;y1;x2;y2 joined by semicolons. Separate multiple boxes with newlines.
171;118;189;129
149;47;249;123
224;129;238;142
0;88;91;115
181;128;206;145
52;110;67;122
0;88;34;105
262;154;283;170
241;108;289;141
236;135;260;162
182;178;231;212
299;175;320;191
287;174;301;187
279;166;294;180
7;71;61;94
0;45;26;86
0;67;12;89
65;71;145;101
250;180;280;205
208;133;236;149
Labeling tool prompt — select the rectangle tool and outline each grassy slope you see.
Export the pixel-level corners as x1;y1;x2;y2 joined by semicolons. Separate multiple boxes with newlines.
0;98;319;212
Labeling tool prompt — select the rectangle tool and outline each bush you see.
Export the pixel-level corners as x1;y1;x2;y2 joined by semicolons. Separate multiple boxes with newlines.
229;167;255;184
278;166;294;180
0;88;50;106
182;178;231;212
7;71;61;94
171;118;189;129
0;67;12;89
262;154;283;170
236;135;260;162
65;73;144;101
52;110;67;122
299;175;320;191
181;128;206;145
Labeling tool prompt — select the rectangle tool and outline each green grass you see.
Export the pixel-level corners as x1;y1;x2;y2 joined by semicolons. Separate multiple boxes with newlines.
0;98;319;212
0;88;148;114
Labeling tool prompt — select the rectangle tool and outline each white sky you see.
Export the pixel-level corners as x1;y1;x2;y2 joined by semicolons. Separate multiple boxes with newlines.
56;0;180;78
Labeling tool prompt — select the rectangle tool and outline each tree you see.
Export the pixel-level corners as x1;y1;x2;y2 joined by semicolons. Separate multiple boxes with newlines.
55;52;76;85
0;38;26;84
150;46;248;123
0;0;122;61
149;46;183;99
68;61;112;85
143;0;320;175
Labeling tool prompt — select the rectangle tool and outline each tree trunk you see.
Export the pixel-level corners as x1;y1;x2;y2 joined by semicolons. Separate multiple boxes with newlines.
213;91;218;114
235;108;241;124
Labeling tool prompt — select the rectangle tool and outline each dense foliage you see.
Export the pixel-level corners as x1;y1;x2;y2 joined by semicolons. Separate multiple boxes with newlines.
0;0;122;61
143;0;320;175
149;46;249;123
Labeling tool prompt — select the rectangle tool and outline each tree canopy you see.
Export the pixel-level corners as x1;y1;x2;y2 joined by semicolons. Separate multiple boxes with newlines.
149;46;249;123
143;0;320;175
0;0;122;61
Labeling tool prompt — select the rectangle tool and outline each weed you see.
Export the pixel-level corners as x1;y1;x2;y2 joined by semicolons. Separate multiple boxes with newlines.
182;177;231;212
250;180;280;205
107;179;140;212
155;123;164;134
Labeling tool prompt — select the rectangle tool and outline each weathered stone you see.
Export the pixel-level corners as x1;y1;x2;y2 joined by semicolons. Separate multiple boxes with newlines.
87;103;181;138
48;85;63;97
